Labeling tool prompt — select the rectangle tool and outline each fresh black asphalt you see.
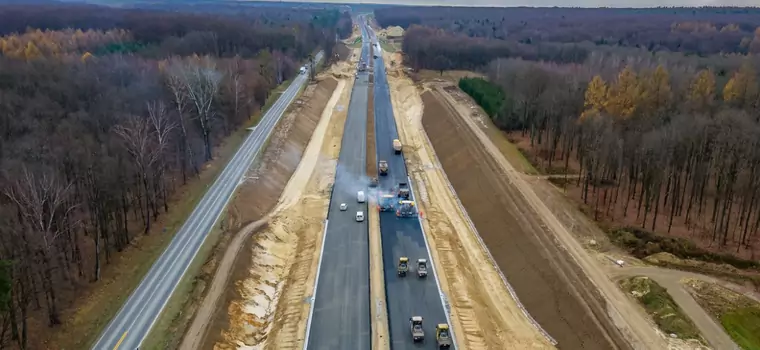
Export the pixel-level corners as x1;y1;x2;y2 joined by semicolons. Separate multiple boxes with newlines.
306;27;372;350
366;20;454;350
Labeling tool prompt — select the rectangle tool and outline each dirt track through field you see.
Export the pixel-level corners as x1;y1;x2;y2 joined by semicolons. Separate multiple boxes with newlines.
421;89;637;350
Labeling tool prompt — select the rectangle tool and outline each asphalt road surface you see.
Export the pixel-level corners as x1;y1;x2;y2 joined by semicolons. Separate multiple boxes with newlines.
305;23;372;350
365;20;455;350
92;52;324;350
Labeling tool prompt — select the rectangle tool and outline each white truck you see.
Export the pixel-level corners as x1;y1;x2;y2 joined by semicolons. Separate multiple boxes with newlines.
417;258;428;278
392;139;402;154
410;316;424;342
357;190;366;203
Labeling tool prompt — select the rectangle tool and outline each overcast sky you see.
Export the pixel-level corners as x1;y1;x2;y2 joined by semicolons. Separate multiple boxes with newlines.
252;0;759;7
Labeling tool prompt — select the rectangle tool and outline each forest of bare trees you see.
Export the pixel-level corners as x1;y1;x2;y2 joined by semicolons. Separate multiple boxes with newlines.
377;6;760;55
376;6;760;264
0;3;349;348
461;53;760;263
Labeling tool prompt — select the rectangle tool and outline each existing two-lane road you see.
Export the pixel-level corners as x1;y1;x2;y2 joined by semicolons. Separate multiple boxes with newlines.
93;52;323;350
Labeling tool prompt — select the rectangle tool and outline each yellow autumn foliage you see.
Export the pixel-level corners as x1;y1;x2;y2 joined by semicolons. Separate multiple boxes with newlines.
606;65;640;119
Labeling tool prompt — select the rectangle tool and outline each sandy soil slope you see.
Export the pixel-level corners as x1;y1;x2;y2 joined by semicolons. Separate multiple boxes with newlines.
383;51;555;349
423;84;670;350
212;76;346;350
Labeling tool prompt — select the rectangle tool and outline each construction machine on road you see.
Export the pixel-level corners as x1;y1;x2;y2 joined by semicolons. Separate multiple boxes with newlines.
410;316;424;342
378;160;388;176
396;183;410;199
396;200;417;218
393;139;402;154
436;324;452;349
398;257;409;276
379;193;396;212
417;258;428;278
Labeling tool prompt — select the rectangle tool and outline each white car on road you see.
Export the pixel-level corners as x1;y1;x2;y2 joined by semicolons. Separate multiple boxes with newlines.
356;211;365;222
340;203;347;211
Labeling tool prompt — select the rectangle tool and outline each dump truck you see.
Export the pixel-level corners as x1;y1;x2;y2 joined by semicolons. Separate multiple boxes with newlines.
410;316;424;342
378;160;388;176
396;200;417;218
379;193;396;212
398;257;409;276
397;183;410;199
393;139;402;154
417;258;428;278
436;324;452;349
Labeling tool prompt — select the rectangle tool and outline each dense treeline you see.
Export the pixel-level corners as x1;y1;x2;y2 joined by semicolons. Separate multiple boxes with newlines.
0;4;346;348
458;78;504;117
402;25;588;71
460;53;760;261
0;3;352;61
377;7;760;55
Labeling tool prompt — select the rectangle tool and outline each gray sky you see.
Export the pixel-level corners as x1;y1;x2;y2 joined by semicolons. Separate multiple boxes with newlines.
249;0;759;7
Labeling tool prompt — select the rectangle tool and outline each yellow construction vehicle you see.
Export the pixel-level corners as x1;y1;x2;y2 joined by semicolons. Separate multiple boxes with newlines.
398;257;409;276
436;324;452;349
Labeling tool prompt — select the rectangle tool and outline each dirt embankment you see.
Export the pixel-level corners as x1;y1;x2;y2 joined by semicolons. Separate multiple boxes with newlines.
177;76;339;350
382;52;555;349
421;88;651;350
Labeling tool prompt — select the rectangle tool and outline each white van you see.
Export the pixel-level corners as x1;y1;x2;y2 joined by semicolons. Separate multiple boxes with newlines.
356;211;365;222
357;191;366;203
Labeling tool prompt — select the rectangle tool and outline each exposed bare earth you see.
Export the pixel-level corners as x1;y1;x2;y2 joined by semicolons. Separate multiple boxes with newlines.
383;51;554;349
423;84;671;350
175;76;339;350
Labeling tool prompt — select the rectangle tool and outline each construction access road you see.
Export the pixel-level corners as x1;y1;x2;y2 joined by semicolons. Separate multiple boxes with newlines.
305;23;371;350
92;52;324;350
366;20;454;349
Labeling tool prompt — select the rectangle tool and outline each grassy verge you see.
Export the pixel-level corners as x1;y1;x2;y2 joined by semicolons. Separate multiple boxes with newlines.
685;279;760;350
379;39;395;52
606;227;760;290
53;78;296;350
619;276;703;342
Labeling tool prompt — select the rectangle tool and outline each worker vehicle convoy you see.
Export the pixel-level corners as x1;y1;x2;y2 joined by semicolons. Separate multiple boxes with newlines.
436;324;452;349
393;139;402;154
378;160;388;176
417;258;428;277
410;316;424;342
396;200;417;217
398;257;409;276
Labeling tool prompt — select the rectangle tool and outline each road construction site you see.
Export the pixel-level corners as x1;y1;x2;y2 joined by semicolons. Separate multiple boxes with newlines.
379;48;556;350
180;18;752;350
